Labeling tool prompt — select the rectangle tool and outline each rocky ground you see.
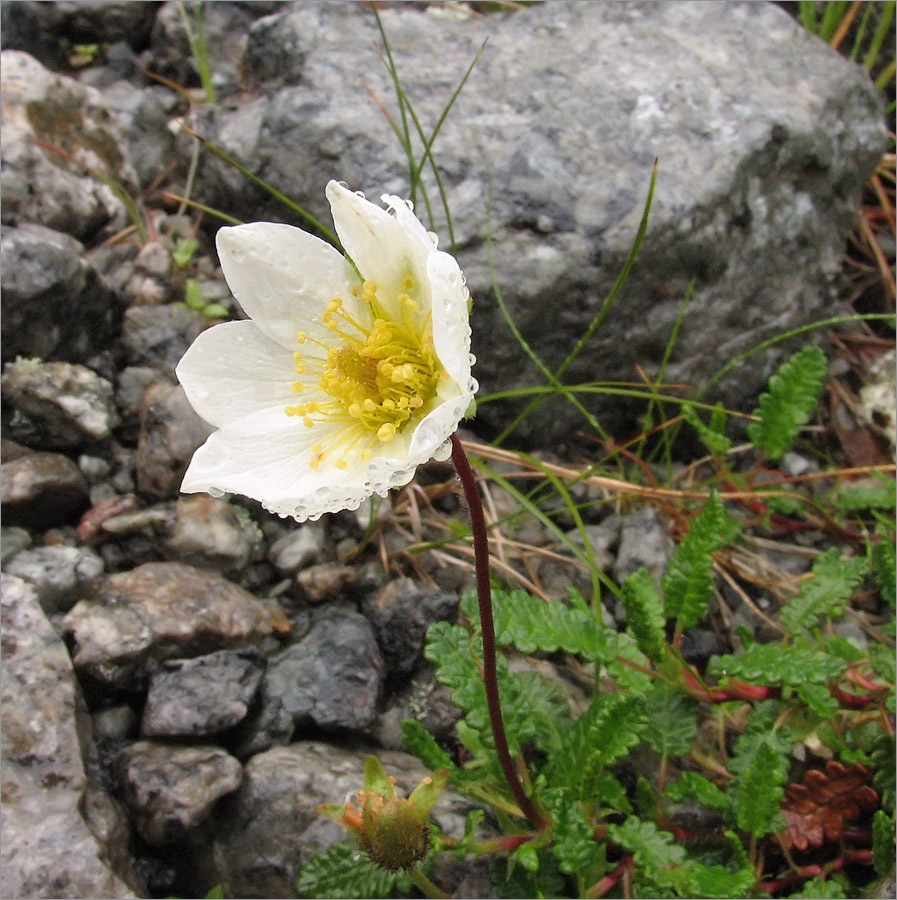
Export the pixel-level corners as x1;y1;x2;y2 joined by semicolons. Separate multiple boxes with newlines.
0;2;892;898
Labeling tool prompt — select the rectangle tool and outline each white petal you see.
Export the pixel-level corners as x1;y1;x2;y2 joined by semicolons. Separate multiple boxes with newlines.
408;391;475;465
427;251;471;388
326;182;434;315
175;320;300;431
216;222;361;350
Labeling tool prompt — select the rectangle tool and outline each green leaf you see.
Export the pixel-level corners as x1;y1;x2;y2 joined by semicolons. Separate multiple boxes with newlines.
731;740;788;836
872;523;896;609
747;345;827;459
606;817;685;889
461;589;620;663
683;402;732;456
586;769;632;815
620;567;667;663
643;683;700;758
546;692;646;794
685;862;757;899
791;681;838;719
542;789;602;875
872;810;895;877
664;772;732;814
204;886;225;900
296;842;408;899
424;621;572;758
780;548;867;635
786;875;848;898
184;278;206;310
401;720;456;774
173;237;199;267
709;643;846;688
663;492;740;629
836;475;897;511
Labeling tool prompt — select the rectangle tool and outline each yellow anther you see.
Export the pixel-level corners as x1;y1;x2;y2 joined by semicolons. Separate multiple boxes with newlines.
410;396;423;408
296;332;307;344
402;276;414;291
360;448;372;461
303;416;314;428
292;382;304;392
310;455;323;470
363;398;377;412
335;458;349;470
377;423;396;442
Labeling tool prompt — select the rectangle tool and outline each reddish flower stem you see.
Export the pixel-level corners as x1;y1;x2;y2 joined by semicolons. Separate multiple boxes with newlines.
450;434;548;831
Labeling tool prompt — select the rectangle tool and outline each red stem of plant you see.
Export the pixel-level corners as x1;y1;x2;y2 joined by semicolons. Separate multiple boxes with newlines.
450;434;547;831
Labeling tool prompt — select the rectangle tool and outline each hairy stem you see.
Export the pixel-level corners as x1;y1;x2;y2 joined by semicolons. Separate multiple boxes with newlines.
450;434;548;831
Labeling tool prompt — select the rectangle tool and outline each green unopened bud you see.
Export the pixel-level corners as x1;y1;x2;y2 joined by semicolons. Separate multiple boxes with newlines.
360;795;430;871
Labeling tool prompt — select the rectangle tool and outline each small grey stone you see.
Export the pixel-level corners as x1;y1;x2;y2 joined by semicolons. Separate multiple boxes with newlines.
363;578;460;677
134;382;214;501
120;304;208;373
142;648;267;738
4;544;104;613
164;494;260;574
0;526;31;565
63;561;290;689
296;562;356;603
613;506;674;587
114;742;243;845
264;607;382;731
267;524;326;574
2;359;118;448
0;224;123;367
92;704;138;744
1;452;89;528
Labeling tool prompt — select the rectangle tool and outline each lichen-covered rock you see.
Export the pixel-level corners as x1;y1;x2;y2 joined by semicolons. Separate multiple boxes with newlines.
142;648;267;738
2;358;118;448
0;50;137;239
1;575;140;899
114;741;243;845
3;544;104;613
63;561;290;689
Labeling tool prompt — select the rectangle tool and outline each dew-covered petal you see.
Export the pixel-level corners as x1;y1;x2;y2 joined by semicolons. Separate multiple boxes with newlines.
407;391;475;465
181;420;420;522
326;182;435;315
427;251;471;388
175;320;304;431
216;223;361;351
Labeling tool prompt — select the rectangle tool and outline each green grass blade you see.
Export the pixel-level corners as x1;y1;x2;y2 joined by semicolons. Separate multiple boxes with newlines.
864;0;895;71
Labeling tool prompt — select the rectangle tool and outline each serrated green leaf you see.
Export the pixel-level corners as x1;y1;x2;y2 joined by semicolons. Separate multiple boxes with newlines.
664;772;733;814
747;345;827;459
731;740;788;836
786;875;848;898
685;862;757;899
780;548;867;635
871;733;896;813
872;523;896;609
401;720;455;773
542;789;601;875
460;589;619;663
606;817;685;880
620;567;667;663
872;810;895;877
709;643;846;688
586;769;632;815
424;621;572;759
792;681;837;718
836;477;896;511
296;842;407;899
683;403;732;456
643;683;700;757
663;492;740;629
546;693;646;793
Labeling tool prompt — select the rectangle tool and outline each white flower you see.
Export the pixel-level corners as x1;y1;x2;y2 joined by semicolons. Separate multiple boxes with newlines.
176;181;477;522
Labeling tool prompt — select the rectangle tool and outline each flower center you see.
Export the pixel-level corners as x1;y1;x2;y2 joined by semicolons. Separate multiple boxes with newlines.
285;279;440;470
